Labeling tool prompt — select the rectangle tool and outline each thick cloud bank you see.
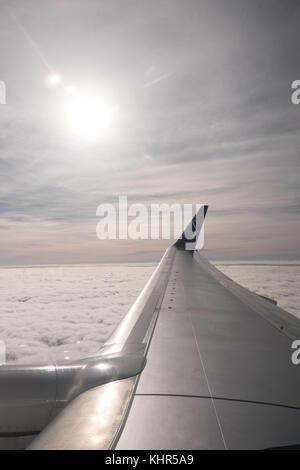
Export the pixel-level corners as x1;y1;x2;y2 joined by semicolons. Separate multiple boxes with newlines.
0;264;154;364
0;262;299;364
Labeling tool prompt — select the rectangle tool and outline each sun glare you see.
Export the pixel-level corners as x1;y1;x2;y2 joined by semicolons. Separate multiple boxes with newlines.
66;93;118;141
47;73;62;87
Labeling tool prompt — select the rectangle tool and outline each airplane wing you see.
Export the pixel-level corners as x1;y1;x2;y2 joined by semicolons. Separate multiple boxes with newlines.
1;207;299;449
25;206;300;450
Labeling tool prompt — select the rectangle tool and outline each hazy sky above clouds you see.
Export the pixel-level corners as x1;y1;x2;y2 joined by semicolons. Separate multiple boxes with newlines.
0;0;300;264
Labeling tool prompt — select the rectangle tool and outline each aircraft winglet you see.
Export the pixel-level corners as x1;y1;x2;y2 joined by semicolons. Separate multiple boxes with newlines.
174;204;208;251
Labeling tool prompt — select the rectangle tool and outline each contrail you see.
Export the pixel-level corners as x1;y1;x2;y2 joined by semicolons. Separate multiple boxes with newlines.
7;8;52;71
142;72;173;89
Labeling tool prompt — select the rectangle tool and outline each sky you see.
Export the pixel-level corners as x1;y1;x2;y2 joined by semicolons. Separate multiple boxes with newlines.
0;0;300;264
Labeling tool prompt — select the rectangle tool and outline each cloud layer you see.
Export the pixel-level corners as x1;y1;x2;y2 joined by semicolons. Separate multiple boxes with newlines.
0;264;154;364
0;263;299;365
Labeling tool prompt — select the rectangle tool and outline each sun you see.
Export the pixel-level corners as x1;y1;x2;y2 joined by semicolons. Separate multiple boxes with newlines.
66;92;118;141
47;73;62;87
